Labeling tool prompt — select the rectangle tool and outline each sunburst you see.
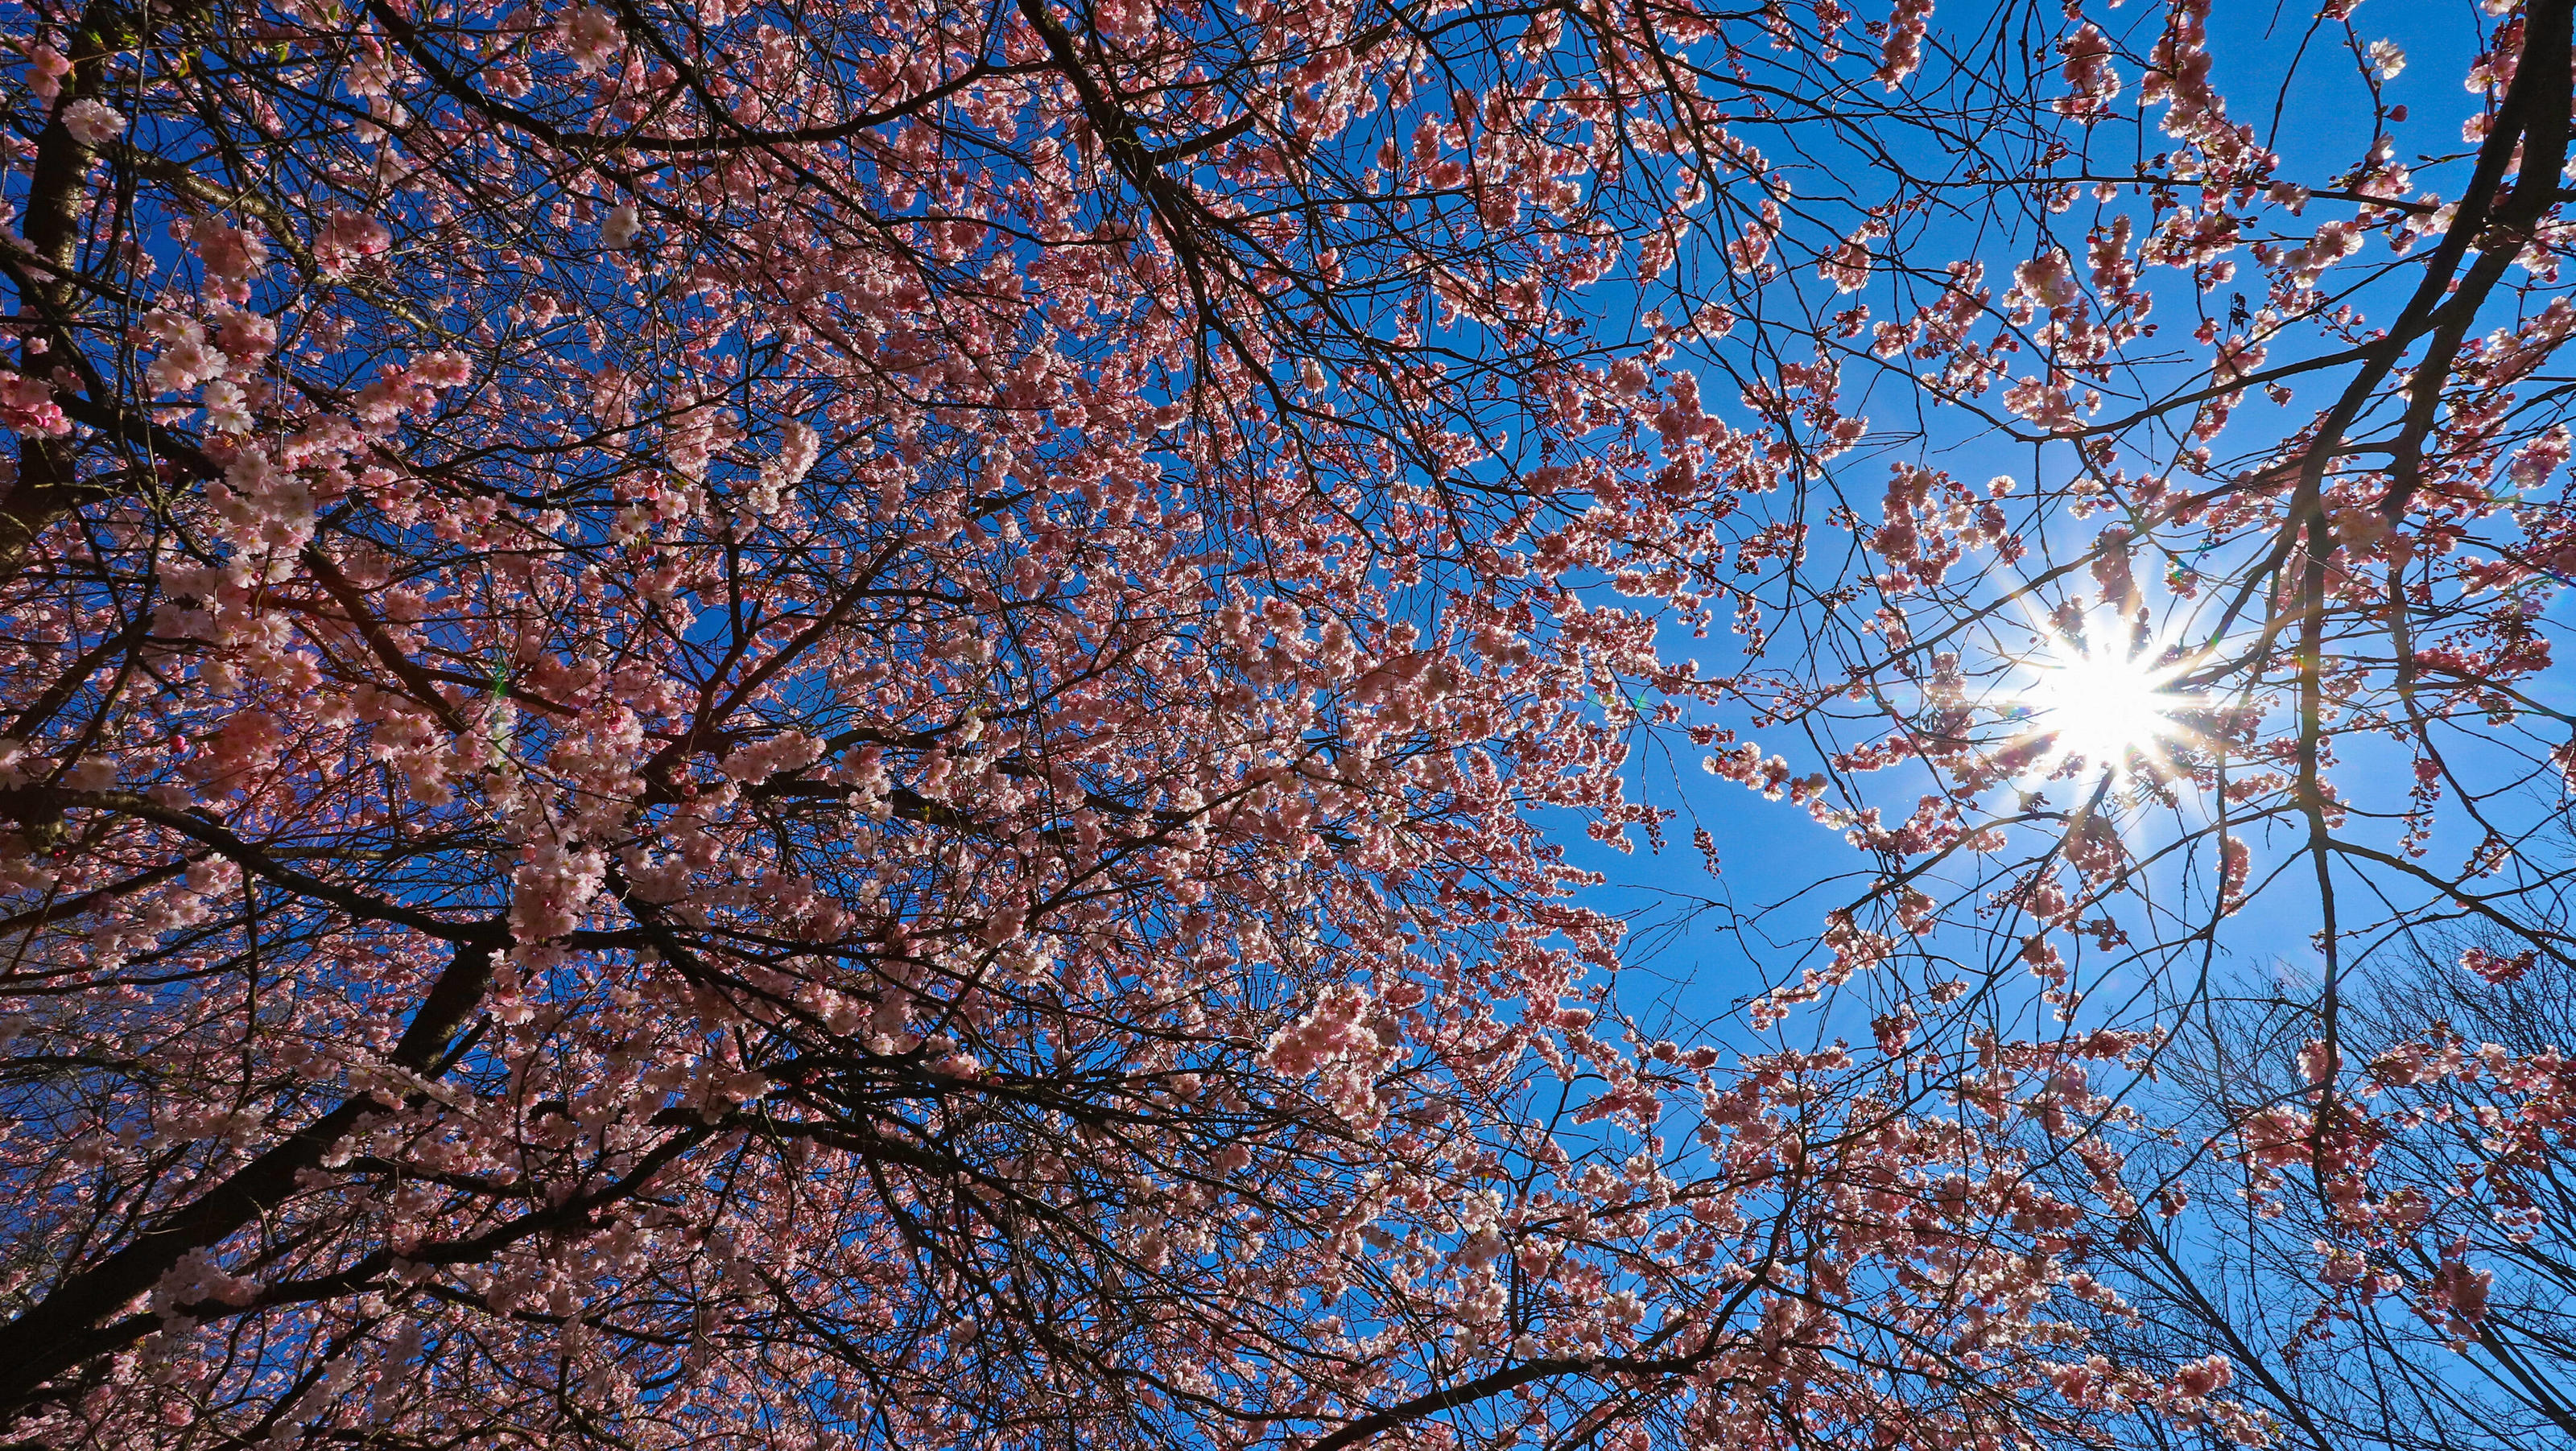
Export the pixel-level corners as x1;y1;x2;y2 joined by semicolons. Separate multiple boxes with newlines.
2006;612;2209;782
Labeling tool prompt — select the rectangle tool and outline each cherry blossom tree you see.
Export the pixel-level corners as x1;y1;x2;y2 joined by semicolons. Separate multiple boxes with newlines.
0;0;2567;1447
1694;1;2576;1416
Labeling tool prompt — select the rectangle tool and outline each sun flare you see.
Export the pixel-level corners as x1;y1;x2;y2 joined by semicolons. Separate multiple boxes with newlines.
2012;620;2204;781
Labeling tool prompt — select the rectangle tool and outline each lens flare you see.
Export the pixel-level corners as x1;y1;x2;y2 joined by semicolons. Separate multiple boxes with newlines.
2010;616;2205;781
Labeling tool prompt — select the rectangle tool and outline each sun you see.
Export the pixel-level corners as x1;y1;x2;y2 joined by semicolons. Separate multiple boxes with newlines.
2010;616;2203;781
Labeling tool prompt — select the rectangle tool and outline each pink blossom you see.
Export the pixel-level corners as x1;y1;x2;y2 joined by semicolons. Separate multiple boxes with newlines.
58;97;122;145
25;43;70;101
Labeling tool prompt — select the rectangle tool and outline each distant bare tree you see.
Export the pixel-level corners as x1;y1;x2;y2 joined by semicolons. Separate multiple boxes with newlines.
2083;892;2576;1450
